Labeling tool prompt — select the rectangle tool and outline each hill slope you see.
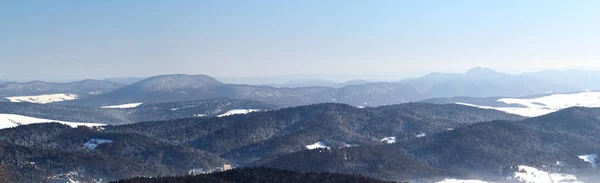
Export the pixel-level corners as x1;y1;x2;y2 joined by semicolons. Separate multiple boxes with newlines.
398;107;600;179
107;103;523;165
0;123;228;183
0;98;277;126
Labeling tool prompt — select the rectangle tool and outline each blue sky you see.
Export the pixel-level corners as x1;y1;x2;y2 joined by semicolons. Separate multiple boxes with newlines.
1;0;599;81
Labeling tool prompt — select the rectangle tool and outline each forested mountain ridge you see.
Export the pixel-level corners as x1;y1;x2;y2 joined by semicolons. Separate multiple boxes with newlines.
58;74;427;107
3;103;600;182
106;103;523;165
397;107;600;179
0;98;277;125
0;123;228;183
0;102;523;182
0;79;125;98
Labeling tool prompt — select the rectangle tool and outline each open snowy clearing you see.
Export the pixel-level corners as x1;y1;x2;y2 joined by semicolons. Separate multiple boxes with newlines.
217;109;261;117
101;103;143;109
381;137;396;144
0;114;105;129
456;92;600;117
578;154;598;168
306;141;330;150
83;139;113;150
6;93;78;104
514;165;581;183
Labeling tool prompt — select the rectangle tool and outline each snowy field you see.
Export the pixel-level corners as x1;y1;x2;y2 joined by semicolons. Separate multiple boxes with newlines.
6;93;78;104
0;114;105;129
306;141;330;150
217;109;261;117
101;103;143;109
514;165;582;183
381;137;396;144
578;154;598;168
456;92;600;117
83;139;113;150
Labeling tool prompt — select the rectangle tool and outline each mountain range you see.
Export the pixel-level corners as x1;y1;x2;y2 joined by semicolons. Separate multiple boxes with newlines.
0;80;124;102
57;74;423;107
3;68;600;182
0;68;598;109
2;67;599;109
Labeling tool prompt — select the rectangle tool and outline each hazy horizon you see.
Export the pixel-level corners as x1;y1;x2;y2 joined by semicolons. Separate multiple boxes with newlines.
2;0;600;81
3;67;600;85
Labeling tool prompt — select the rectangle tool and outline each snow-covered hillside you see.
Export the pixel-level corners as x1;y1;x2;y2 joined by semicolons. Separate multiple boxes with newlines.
456;92;600;117
6;93;78;104
514;165;581;183
381;137;396;144
0;114;105;129
83;139;113;150
306;141;330;150
578;154;598;168
217;109;261;117
101;103;143;109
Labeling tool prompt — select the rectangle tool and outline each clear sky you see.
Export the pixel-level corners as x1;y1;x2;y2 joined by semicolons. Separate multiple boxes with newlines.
1;0;600;81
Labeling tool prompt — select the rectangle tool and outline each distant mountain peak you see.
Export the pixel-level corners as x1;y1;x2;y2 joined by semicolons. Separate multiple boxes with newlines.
119;74;224;93
465;67;500;75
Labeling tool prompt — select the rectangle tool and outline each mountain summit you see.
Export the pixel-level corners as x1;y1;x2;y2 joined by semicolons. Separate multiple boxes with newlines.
123;74;223;92
465;67;504;76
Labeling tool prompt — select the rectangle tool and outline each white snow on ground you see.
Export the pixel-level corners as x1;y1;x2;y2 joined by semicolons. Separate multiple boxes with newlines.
6;93;78;104
436;179;489;183
83;139;113;150
456;92;600;117
578;154;598;168
0;114;105;129
100;103;143;109
381;137;396;144
217;109;260;117
514;165;582;183
306;141;330;150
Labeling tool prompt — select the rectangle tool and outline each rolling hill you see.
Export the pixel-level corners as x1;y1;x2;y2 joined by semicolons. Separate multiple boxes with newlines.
59;74;426;107
0;98;277;127
0;80;125;103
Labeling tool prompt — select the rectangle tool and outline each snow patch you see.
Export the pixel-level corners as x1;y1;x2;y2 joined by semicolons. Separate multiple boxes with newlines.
436;179;489;183
83;139;113;150
6;93;78;104
514;165;581;183
455;92;600;117
344;144;359;148
381;137;396;144
0;114;105;129
101;103;143;109
217;109;260;117
578;154;598;168
306;141;330;150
